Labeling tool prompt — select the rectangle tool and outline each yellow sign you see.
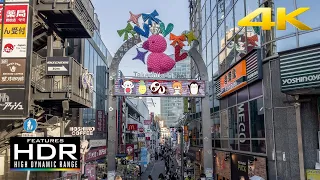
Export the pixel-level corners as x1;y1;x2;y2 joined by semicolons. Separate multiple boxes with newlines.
306;169;320;180
238;7;312;30
3;24;27;38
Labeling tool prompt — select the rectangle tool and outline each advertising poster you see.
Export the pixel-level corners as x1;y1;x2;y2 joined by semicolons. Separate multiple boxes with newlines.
231;154;249;180
126;144;134;161
0;58;25;84
85;164;96;180
140;147;148;166
306;169;320;180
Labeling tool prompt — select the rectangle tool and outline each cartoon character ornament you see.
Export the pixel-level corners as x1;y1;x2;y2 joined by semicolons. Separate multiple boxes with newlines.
122;80;134;94
142;35;176;74
172;81;183;95
138;80;147;94
149;81;168;94
188;81;200;95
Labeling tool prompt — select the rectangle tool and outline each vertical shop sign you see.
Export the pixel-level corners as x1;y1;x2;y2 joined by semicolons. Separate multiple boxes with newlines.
1;4;29;58
96;110;105;132
126;144;134;161
238;102;250;143
0;58;25;85
0;88;25;117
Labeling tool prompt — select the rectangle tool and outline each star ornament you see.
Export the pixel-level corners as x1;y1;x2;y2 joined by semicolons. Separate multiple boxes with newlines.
128;11;141;27
150;22;161;35
132;48;148;64
184;31;197;45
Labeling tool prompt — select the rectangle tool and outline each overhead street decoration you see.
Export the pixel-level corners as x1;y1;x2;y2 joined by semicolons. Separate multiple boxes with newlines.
115;77;205;97
46;56;72;76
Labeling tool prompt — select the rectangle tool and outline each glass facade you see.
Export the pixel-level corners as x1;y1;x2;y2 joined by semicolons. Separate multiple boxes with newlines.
160;56;191;127
83;30;109;137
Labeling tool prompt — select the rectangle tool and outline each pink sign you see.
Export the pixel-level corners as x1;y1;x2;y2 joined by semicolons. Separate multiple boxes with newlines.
139;127;144;132
85;146;107;162
144;120;151;125
85;164;96;180
96;110;106;132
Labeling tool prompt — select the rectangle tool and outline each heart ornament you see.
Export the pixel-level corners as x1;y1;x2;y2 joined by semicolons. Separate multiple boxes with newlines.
160;22;174;37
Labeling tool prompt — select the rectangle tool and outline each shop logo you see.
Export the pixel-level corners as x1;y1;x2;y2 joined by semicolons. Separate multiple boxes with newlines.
282;74;320;85
238;103;246;143
238;7;312;30
3;43;14;53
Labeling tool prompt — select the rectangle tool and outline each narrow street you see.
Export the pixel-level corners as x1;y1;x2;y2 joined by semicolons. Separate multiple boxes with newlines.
141;160;166;179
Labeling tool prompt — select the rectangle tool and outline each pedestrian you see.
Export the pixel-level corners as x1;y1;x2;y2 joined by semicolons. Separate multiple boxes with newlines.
115;175;122;180
158;173;165;180
155;152;158;160
148;175;153;180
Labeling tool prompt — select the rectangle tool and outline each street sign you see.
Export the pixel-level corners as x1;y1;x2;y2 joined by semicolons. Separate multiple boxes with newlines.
46;56;72;76
23;118;37;133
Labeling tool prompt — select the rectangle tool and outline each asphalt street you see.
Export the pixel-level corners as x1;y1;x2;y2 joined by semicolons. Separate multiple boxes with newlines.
141;159;166;179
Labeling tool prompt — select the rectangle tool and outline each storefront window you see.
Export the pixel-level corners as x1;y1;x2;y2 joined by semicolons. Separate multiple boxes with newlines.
228;92;236;106
213;112;221;138
252;140;266;153
229;139;238;150
237;86;248;103
207;40;212;64
228;106;237;138
206;18;212;43
238;102;250;152
205;0;211;22
250;97;265;138
202;28;207;51
212;32;218;58
201;3;206;29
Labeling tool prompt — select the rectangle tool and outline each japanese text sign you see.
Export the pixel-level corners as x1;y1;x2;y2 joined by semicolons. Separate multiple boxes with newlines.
96;110;106;132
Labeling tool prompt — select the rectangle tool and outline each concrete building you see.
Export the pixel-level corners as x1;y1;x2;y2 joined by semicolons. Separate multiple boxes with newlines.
160;55;191;127
188;0;320;180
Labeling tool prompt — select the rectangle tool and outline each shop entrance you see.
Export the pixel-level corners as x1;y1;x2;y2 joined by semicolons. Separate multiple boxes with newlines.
106;34;213;178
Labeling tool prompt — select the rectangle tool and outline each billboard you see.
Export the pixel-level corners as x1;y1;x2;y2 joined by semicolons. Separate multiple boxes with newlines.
115;78;205;97
10;137;80;171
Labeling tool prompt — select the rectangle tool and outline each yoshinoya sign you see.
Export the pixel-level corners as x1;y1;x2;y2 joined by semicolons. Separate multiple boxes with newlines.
215;49;262;99
0;88;25;117
46;57;72;76
280;45;320;92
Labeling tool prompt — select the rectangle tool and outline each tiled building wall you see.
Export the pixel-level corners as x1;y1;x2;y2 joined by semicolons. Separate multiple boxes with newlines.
252;156;267;179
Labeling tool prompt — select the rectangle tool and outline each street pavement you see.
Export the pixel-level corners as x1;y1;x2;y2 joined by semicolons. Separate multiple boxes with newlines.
141;159;166;179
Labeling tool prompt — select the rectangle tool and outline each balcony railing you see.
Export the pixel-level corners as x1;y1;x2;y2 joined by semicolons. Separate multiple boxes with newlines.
31;52;92;105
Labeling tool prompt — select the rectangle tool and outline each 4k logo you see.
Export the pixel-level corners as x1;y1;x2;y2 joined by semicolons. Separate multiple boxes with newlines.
238;7;312;30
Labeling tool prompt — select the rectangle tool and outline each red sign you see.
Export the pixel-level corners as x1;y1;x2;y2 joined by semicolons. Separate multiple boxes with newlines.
4;4;28;24
126;144;134;160
96;110;106;132
127;124;137;131
85;164;96;180
146;137;151;140
144;120;151;125
139;127;144;132
85;146;107;162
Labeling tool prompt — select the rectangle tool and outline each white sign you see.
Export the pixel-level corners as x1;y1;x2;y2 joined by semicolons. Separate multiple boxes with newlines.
69;126;95;135
138;137;144;142
90;139;106;148
21;133;36;137
1;39;27;58
47;66;68;71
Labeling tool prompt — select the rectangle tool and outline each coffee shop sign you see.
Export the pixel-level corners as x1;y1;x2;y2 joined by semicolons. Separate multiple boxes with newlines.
133;71;186;79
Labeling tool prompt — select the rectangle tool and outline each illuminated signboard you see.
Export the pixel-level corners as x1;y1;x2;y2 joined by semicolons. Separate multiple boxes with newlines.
215;49;262;99
115;78;205;97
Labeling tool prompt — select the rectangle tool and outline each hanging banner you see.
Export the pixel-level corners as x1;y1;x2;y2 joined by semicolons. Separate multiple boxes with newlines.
96;110;106;132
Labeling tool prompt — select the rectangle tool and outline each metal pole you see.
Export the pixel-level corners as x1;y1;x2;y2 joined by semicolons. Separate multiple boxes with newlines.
180;127;184;180
294;98;305;180
26;171;30;180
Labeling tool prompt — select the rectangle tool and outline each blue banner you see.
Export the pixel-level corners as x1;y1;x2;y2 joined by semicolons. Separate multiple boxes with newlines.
140;147;148;166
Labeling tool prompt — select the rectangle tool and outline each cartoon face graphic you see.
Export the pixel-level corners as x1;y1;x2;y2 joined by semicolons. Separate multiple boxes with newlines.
149;81;168;94
188;81;200;95
172;81;182;95
122;80;134;94
138;80;147;94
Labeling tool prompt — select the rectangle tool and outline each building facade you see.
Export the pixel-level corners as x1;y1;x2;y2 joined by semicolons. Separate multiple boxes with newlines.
189;0;320;179
160;55;191;127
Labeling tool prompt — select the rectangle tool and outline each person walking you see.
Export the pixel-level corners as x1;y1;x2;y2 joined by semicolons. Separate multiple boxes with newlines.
148;175;153;180
158;173;165;180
